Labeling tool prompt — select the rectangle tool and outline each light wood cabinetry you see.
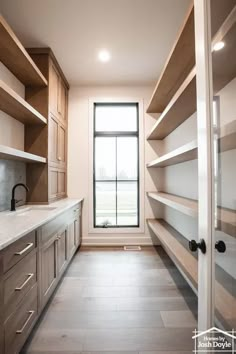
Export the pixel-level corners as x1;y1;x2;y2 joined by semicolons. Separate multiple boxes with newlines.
25;48;69;203
0;201;82;354
0;15;69;203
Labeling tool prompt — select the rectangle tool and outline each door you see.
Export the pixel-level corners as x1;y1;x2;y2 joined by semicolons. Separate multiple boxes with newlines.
67;220;76;260
49;114;58;165
57;228;67;278
41;236;57;307
209;1;236;332
195;0;236;332
49;62;60;118
58;124;66;167
75;209;81;247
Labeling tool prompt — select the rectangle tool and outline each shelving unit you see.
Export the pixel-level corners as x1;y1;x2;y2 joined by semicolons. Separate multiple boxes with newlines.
147;140;197;167
147;6;236;140
147;192;198;218
147;219;235;325
147;219;198;289
147;120;236;168
147;69;196;140
147;4;195;113
0;145;46;163
148;191;236;238
0;15;47;87
0;80;47;125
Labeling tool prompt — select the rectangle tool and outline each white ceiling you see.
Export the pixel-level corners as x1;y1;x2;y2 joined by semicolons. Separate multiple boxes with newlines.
0;0;191;86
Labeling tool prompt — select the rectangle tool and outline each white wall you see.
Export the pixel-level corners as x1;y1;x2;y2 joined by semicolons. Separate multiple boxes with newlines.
68;85;163;245
0;62;25;149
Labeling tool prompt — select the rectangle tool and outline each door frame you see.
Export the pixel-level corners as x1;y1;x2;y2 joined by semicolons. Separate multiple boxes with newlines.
194;0;215;331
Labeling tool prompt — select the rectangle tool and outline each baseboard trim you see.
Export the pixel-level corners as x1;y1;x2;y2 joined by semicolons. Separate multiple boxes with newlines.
82;235;155;246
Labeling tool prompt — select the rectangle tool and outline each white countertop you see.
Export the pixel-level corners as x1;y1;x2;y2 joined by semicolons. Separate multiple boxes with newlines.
0;198;83;251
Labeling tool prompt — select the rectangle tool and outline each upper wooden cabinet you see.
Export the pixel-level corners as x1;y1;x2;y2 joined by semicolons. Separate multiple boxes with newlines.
49;58;68;124
25;48;69;204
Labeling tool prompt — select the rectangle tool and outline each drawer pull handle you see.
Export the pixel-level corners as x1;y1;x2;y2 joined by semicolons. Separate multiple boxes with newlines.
15;243;34;256
16;310;35;334
15;273;34;291
57;156;62;161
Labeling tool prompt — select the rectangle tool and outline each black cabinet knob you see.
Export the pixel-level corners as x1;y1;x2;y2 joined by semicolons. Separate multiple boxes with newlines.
215;240;226;253
189;239;206;254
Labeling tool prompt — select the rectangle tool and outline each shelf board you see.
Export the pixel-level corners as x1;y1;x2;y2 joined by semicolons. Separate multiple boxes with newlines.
148;191;236;238
218;119;236;152
147;120;236;168
147;68;196;140
147;4;195;113
0;15;47;87
147;140;197;167
0;145;46;163
147;192;198;218
0;80;47;125
147;219;198;288
147;6;236;140
147;218;235;326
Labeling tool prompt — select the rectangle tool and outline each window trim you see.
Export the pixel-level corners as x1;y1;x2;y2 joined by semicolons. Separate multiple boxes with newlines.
88;97;145;234
93;102;140;228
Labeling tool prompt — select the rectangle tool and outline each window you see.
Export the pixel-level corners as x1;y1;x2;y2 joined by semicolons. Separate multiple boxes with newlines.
94;103;139;228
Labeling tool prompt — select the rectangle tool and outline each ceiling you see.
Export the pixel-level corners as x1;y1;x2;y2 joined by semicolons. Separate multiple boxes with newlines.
0;0;191;86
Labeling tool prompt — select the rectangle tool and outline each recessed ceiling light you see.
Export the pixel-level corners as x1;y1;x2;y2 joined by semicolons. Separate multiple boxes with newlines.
213;41;225;51
98;49;111;62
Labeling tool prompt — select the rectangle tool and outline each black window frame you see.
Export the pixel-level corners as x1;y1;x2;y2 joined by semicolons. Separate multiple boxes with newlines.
93;102;140;228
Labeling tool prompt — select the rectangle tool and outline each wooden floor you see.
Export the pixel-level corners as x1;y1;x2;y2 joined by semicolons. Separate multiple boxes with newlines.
22;246;198;354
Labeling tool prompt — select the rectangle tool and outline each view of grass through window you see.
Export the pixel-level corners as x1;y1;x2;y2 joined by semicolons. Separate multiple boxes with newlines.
94;103;139;227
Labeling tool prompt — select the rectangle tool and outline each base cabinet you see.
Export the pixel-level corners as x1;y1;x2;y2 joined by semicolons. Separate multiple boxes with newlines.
0;201;82;354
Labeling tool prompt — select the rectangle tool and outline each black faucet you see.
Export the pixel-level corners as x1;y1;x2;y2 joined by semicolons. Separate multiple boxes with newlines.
11;183;29;211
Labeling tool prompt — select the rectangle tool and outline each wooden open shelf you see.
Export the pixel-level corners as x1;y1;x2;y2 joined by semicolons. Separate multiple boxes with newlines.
147;4;195;113
147;140;197;167
0;80;47;125
147;120;236;168
147;192;198;218
147;68;196;140
147;218;235;326
148;219;198;289
148;191;236;238
0;15;47;87
0;145;46;163
147;5;236;140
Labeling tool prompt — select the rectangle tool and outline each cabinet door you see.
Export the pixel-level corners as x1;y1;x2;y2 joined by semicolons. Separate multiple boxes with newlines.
67;221;76;260
58;124;66;167
58;169;66;197
49;114;58;165
49;168;58;201
57;228;67;279
75;209;81;247
58;79;67;123
41;237;57;307
49;62;60;118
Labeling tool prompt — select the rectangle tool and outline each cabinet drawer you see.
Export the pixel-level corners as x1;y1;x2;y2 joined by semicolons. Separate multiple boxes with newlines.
4;251;37;321
5;284;37;354
3;231;36;273
41;207;75;245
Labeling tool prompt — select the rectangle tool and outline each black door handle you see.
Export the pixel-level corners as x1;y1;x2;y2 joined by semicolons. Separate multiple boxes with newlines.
189;239;206;254
215;240;226;253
